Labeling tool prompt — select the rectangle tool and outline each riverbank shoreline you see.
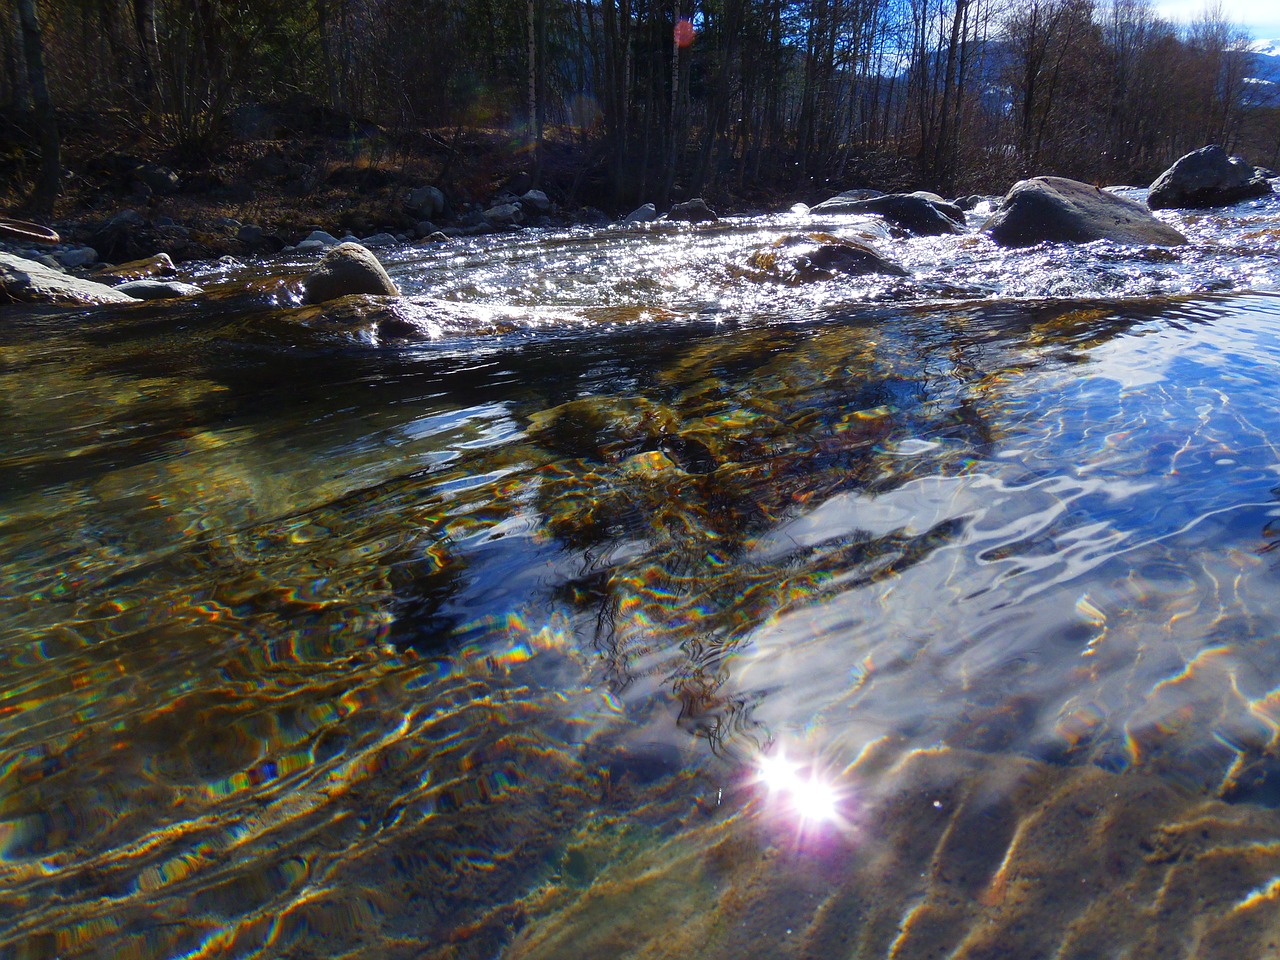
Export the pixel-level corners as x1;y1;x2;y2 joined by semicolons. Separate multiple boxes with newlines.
1;106;919;268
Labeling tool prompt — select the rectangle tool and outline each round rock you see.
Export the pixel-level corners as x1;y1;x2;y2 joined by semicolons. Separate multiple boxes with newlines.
982;176;1187;247
301;242;400;304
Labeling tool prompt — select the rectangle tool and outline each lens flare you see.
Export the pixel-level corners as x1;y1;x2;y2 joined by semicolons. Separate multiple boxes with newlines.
754;747;847;828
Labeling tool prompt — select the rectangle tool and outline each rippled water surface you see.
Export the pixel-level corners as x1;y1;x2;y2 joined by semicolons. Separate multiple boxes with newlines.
5;193;1280;959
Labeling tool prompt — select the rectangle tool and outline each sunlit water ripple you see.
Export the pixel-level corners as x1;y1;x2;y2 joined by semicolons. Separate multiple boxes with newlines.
4;190;1280;959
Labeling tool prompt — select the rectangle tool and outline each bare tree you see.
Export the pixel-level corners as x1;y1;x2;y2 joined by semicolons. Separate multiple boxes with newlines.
16;0;59;216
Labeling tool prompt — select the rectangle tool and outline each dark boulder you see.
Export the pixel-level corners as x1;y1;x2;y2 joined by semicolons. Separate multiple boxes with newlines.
236;224;286;253
743;233;908;282
87;209;153;263
1148;145;1274;209
810;192;963;236
133;161;181;195
301;242;400;304
982;176;1186;247
667;198;718;223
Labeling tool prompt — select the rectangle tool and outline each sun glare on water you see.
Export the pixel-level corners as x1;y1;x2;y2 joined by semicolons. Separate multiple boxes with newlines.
754;747;851;833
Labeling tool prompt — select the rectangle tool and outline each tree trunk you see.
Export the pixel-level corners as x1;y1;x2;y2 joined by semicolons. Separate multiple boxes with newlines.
528;0;540;172
16;0;58;217
133;0;160;110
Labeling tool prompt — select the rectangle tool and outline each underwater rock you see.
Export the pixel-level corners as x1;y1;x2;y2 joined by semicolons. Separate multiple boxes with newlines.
810;192;963;236
743;233;909;282
1148;144;1274;210
527;396;681;461
0;251;139;305
982;176;1187;247
301;242;400;304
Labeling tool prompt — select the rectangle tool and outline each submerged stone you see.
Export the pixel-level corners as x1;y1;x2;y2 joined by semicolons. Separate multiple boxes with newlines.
982;176;1187;247
527;396;681;461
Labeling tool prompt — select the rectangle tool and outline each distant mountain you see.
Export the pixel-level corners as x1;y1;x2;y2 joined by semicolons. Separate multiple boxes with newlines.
1245;43;1280;103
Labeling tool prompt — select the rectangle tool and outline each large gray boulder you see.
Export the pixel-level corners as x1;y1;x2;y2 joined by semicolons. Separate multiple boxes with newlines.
982;176;1187;247
1;252;139;305
810;192;962;236
1147;144;1274;209
301;242;400;304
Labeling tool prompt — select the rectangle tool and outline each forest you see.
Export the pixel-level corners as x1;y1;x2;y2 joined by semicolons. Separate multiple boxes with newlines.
3;0;1278;219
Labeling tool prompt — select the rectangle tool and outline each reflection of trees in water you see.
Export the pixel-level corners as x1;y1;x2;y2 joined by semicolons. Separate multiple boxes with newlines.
515;298;1193;757
520;317;1038;756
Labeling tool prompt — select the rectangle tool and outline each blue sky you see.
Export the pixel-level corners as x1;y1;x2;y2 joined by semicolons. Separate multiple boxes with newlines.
1154;1;1280;40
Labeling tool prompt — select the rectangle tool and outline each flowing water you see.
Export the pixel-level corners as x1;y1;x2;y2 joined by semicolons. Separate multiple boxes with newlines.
4;192;1280;959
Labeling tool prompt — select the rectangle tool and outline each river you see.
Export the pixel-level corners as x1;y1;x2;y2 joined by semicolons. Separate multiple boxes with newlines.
3;191;1280;959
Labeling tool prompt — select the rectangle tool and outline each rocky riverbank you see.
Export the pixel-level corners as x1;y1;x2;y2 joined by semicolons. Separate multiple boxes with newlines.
2;142;1275;309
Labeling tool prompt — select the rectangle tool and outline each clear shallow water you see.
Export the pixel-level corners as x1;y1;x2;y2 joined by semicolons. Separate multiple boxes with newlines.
4;194;1280;959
